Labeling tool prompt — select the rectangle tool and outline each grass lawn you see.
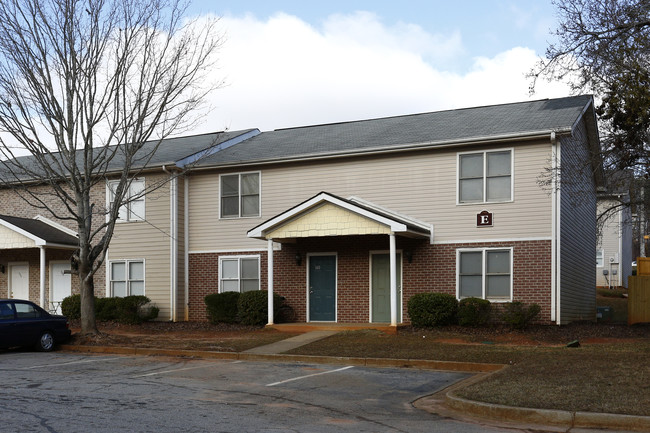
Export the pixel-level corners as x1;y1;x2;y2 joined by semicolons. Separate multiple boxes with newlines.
287;327;650;416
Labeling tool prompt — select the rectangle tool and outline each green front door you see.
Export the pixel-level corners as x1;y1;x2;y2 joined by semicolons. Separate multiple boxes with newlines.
309;255;336;322
371;253;401;323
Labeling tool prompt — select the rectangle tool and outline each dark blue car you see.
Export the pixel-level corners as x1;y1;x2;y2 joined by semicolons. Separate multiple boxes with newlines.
0;299;71;351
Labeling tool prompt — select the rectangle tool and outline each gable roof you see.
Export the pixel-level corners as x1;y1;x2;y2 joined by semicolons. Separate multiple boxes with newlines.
0;215;78;247
194;95;596;168
248;192;432;241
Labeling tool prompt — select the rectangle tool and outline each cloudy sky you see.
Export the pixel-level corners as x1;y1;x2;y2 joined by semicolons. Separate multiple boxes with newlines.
181;0;573;134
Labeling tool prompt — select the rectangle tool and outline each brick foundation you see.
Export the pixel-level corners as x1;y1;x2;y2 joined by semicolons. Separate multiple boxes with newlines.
188;236;552;323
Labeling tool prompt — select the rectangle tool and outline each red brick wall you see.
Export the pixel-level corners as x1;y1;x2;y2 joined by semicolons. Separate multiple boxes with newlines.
0;248;80;303
0;184;107;299
188;237;553;323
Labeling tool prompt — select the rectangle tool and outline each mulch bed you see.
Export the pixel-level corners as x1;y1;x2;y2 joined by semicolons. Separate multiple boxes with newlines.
400;321;650;345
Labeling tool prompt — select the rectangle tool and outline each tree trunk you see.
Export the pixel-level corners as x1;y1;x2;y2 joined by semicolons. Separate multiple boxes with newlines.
80;273;98;335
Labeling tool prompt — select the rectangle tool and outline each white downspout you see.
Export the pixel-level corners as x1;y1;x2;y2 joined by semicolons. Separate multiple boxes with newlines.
39;246;46;309
184;176;189;321
550;132;558;323
389;233;397;326
267;238;274;325
163;165;178;322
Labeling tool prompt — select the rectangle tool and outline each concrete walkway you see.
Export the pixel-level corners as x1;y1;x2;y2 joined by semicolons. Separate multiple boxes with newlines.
242;330;339;354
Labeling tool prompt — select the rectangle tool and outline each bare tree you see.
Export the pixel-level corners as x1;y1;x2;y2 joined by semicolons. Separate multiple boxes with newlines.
531;0;650;253
0;0;222;334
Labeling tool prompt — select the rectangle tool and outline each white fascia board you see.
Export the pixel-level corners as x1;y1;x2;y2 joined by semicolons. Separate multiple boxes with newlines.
0;219;47;246
247;192;408;238
175;129;261;168
33;215;78;237
348;196;431;233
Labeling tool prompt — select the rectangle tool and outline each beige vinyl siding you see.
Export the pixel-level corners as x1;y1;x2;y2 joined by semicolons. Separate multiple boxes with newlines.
109;174;172;319
559;120;597;323
0;225;35;248
176;176;186;321
597;198;633;288
188;140;554;252
597;199;622;287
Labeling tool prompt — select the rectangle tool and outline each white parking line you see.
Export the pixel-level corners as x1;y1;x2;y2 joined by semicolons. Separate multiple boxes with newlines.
134;364;214;378
133;360;242;378
266;366;354;387
23;357;123;369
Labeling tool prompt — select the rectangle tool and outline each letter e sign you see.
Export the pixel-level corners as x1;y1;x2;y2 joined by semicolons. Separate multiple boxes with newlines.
477;210;493;227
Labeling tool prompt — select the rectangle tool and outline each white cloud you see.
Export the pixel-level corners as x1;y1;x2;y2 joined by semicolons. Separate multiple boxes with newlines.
196;12;575;134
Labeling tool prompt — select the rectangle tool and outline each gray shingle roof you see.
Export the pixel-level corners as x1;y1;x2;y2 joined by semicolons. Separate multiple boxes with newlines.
0;215;78;246
1;129;258;181
195;95;594;167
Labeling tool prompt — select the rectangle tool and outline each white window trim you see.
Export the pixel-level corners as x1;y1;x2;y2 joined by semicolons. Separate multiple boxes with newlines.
456;148;514;205
456;247;513;302
109;259;146;297
106;178;146;223
218;255;261;293
219;171;262;219
596;249;604;268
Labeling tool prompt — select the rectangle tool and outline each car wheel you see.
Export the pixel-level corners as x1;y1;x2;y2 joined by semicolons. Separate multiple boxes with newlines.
36;331;55;352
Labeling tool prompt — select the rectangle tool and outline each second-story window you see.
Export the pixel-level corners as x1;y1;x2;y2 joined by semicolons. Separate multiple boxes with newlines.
220;172;260;218
458;150;512;204
107;179;145;222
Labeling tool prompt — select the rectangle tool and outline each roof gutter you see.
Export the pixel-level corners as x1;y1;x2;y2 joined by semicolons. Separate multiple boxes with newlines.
190;129;572;172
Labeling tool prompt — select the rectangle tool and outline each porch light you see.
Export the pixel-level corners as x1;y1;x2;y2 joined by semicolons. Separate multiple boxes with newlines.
405;251;413;263
295;252;302;266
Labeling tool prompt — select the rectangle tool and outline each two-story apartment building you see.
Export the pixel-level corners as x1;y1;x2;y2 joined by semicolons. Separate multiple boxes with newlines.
0;95;602;325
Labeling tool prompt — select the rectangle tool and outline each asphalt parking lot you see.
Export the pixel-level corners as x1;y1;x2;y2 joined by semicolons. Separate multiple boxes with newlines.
0;351;520;432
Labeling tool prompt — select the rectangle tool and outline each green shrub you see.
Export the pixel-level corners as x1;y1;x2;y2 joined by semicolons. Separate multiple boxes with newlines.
276;299;296;323
204;292;241;324
407;292;458;327
500;302;541;329
95;297;120;321
457;297;491;327
61;294;81;319
237;291;283;326
117;296;158;324
60;294;158;323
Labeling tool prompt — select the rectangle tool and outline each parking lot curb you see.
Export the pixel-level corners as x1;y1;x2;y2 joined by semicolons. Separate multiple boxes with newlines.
59;344;502;372
444;391;650;432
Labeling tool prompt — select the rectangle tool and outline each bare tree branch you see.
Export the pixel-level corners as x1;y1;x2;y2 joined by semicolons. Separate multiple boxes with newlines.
0;0;223;334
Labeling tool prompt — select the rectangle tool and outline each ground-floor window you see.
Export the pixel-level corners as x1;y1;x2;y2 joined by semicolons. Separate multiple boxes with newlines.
110;260;145;297
457;247;512;301
596;249;604;267
219;255;260;293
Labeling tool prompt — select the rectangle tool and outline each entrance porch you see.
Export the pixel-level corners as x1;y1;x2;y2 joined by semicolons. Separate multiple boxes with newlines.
0;215;78;311
248;192;432;328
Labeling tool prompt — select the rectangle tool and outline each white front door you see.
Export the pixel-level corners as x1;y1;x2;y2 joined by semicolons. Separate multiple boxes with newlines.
9;264;29;300
51;262;71;314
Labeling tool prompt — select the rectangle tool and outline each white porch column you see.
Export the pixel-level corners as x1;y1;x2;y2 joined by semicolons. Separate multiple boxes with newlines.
389;233;397;326
39;246;46;309
267;238;274;325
